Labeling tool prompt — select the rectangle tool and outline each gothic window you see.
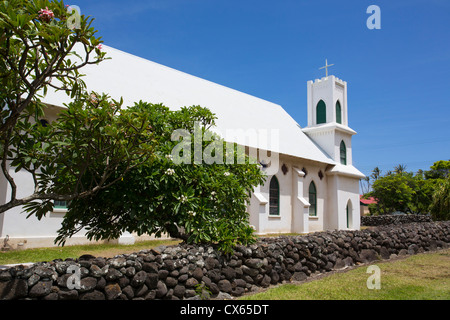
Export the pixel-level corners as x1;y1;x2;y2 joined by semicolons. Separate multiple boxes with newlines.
336;101;342;124
316;100;326;124
340;140;347;165
308;181;317;216
269;176;280;216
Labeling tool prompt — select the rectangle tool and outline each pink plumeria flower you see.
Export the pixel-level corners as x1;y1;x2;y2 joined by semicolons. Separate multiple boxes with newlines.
38;7;54;23
96;44;103;51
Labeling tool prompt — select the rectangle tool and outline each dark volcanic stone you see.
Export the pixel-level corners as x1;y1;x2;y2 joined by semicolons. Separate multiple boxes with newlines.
156;281;168;298
192;267;204;281
359;249;378;263
29;280;52;298
58;289;79;300
218;279;232;293
173;285;186;298
80;290;105;300
131;271;147;287
292;272;308;282
0;279;28;300
104;283;122;300
79;277;97;293
145;273;158;289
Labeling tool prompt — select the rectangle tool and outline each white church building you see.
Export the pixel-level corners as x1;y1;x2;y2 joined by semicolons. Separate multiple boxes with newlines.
0;45;365;249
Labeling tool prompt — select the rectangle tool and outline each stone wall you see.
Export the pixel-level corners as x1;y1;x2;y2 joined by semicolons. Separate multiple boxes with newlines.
1;221;449;300
361;214;433;226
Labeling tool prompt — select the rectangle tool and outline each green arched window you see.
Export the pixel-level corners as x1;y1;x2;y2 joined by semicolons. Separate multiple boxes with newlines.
340;140;347;165
336;101;342;124
316;100;326;124
308;181;317;216
269;176;280;216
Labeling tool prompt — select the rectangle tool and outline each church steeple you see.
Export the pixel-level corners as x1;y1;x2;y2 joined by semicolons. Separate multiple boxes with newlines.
306;74;348;127
303;70;356;166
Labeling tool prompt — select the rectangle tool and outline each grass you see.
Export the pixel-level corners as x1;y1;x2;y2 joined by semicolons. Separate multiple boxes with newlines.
241;249;450;300
0;239;181;265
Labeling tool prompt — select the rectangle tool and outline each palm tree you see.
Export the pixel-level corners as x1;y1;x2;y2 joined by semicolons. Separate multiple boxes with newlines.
371;167;381;181
394;164;407;175
360;176;371;194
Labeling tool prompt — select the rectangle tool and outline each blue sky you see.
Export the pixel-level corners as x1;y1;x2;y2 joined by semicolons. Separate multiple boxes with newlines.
71;0;450;179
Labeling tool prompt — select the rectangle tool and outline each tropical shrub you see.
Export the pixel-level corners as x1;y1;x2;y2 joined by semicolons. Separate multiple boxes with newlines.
429;177;450;221
56;102;266;253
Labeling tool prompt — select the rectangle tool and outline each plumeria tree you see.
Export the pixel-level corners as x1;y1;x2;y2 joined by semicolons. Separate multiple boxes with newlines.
1;0;265;253
56;102;266;253
15;92;155;216
0;1;156;214
0;0;105;135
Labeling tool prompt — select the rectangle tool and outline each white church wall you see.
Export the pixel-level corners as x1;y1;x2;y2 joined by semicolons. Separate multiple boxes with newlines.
0;175;7;238
303;128;336;161
0;106;89;248
291;167;310;234
0;165;92;249
248;153;358;236
248;184;266;233
334;130;353;165
301;164;328;233
257;168;293;234
324;174;361;231
324;175;339;230
248;155;332;235
336;176;361;230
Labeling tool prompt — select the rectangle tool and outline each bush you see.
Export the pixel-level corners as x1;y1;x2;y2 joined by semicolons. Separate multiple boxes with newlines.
56;102;266;254
429;178;450;221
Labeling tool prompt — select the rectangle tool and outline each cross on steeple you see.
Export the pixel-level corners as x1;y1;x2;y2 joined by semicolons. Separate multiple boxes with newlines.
319;59;334;77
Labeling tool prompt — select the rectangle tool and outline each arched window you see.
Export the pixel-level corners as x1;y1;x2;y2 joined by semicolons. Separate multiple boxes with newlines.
269;176;280;216
308;181;317;216
336;101;342;124
346;200;353;229
340;140;347;165
316;100;326;124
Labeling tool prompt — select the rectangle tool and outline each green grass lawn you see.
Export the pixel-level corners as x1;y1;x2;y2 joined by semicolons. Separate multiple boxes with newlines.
0;239;181;265
241;249;450;300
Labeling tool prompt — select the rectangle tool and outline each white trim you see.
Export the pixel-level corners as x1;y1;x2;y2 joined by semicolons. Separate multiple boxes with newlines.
52;208;68;214
302;122;357;136
297;196;310;208
326;164;366;179
253;192;268;205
